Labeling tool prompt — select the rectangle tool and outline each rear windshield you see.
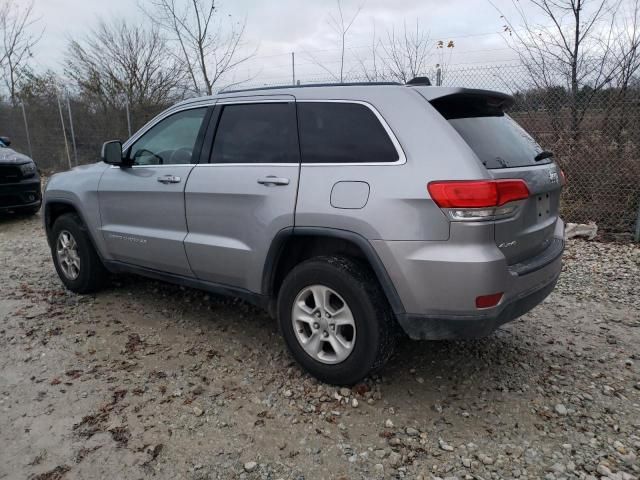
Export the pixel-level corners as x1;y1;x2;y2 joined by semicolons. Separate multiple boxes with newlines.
430;94;549;169
448;115;549;169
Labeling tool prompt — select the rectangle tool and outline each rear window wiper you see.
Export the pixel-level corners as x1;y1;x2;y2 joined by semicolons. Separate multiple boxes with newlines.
534;151;554;162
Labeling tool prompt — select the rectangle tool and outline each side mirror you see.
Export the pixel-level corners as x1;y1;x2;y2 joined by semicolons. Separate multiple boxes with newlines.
101;140;126;166
0;136;11;147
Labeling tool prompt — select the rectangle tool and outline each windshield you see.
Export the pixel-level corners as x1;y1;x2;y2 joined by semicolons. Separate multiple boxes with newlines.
0;140;6;148
448;114;549;169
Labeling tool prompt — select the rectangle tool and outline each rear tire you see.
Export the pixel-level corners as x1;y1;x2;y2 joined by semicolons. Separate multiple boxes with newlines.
51;213;108;293
277;255;395;385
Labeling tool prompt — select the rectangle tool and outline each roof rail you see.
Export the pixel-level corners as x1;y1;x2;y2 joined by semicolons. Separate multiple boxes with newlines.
220;81;401;95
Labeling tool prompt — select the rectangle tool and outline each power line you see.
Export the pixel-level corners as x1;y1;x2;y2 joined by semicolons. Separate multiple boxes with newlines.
244;30;509;62
242;10;640;63
237;46;517;77
233;58;525;86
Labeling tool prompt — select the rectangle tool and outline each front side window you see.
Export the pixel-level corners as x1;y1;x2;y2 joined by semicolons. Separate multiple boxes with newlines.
297;102;399;164
210;103;299;164
128;108;207;166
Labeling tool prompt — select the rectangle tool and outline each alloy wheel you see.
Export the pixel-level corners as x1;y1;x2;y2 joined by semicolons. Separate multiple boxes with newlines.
56;230;81;280
291;285;356;364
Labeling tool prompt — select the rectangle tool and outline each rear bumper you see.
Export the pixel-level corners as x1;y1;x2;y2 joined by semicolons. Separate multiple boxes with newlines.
0;177;42;212
396;270;559;340
373;219;564;340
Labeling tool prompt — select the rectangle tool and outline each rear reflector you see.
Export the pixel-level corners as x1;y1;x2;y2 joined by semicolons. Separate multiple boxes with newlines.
427;180;529;208
475;292;503;309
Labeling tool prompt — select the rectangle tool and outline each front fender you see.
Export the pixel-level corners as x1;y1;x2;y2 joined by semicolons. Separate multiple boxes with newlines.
44;163;110;259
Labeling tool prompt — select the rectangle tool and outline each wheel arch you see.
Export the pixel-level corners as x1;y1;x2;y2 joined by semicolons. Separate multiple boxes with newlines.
263;227;405;316
44;200;105;263
44;201;79;239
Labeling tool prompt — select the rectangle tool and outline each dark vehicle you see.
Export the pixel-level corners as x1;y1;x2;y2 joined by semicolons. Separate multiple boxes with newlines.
0;136;41;215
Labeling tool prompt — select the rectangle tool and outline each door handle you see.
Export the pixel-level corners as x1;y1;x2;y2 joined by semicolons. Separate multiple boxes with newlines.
257;176;290;186
157;175;181;184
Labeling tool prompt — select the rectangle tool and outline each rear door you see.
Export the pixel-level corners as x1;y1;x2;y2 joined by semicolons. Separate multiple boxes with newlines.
183;97;300;292
430;92;563;264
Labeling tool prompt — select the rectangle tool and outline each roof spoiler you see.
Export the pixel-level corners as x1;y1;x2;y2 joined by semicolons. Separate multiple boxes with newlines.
406;76;431;86
428;90;514;119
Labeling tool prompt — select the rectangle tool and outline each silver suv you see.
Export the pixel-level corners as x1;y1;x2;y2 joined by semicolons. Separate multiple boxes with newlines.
44;81;565;385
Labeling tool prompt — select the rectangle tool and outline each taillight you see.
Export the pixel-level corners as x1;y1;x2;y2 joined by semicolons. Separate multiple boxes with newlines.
428;180;529;208
560;169;567;185
427;179;529;221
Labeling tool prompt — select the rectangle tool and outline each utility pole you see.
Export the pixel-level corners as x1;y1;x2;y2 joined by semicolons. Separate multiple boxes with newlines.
66;97;78;166
635;202;640;242
292;52;296;86
57;95;72;170
20;103;33;159
125;102;132;138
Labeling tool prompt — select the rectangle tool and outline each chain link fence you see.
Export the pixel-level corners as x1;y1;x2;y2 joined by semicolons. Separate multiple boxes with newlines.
443;64;640;235
0;98;165;172
1;62;639;236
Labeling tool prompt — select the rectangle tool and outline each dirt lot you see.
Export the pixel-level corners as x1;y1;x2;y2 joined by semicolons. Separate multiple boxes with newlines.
0;214;638;480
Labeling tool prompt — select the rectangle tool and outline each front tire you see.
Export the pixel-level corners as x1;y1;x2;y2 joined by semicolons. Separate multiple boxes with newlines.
50;213;108;293
277;255;395;385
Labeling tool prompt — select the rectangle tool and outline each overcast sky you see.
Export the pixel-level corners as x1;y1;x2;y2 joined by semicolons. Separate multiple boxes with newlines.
29;0;630;86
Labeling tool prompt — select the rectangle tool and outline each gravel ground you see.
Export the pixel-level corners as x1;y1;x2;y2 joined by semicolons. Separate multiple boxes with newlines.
0;213;638;480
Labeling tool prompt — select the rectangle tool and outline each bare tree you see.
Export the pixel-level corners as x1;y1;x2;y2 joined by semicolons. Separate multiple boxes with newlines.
357;21;453;85
0;0;42;104
141;0;254;95
15;69;61;103
380;19;432;84
306;0;362;82
492;0;620;138
356;21;384;81
603;0;640;141
329;0;363;82
64;19;184;111
609;0;640;91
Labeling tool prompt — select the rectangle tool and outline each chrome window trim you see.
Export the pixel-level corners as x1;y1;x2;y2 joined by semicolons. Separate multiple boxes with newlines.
215;98;295;105
195;163;298;168
120;98;406;168
109;164;197;169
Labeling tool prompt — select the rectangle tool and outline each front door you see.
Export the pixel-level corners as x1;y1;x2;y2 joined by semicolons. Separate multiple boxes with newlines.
184;98;300;293
98;106;210;276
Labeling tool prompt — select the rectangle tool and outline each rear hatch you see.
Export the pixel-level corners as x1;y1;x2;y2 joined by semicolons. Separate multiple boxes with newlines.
426;89;563;265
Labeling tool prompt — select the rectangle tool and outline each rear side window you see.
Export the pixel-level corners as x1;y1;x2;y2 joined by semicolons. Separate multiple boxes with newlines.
431;94;548;169
297;102;399;164
211;103;298;164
